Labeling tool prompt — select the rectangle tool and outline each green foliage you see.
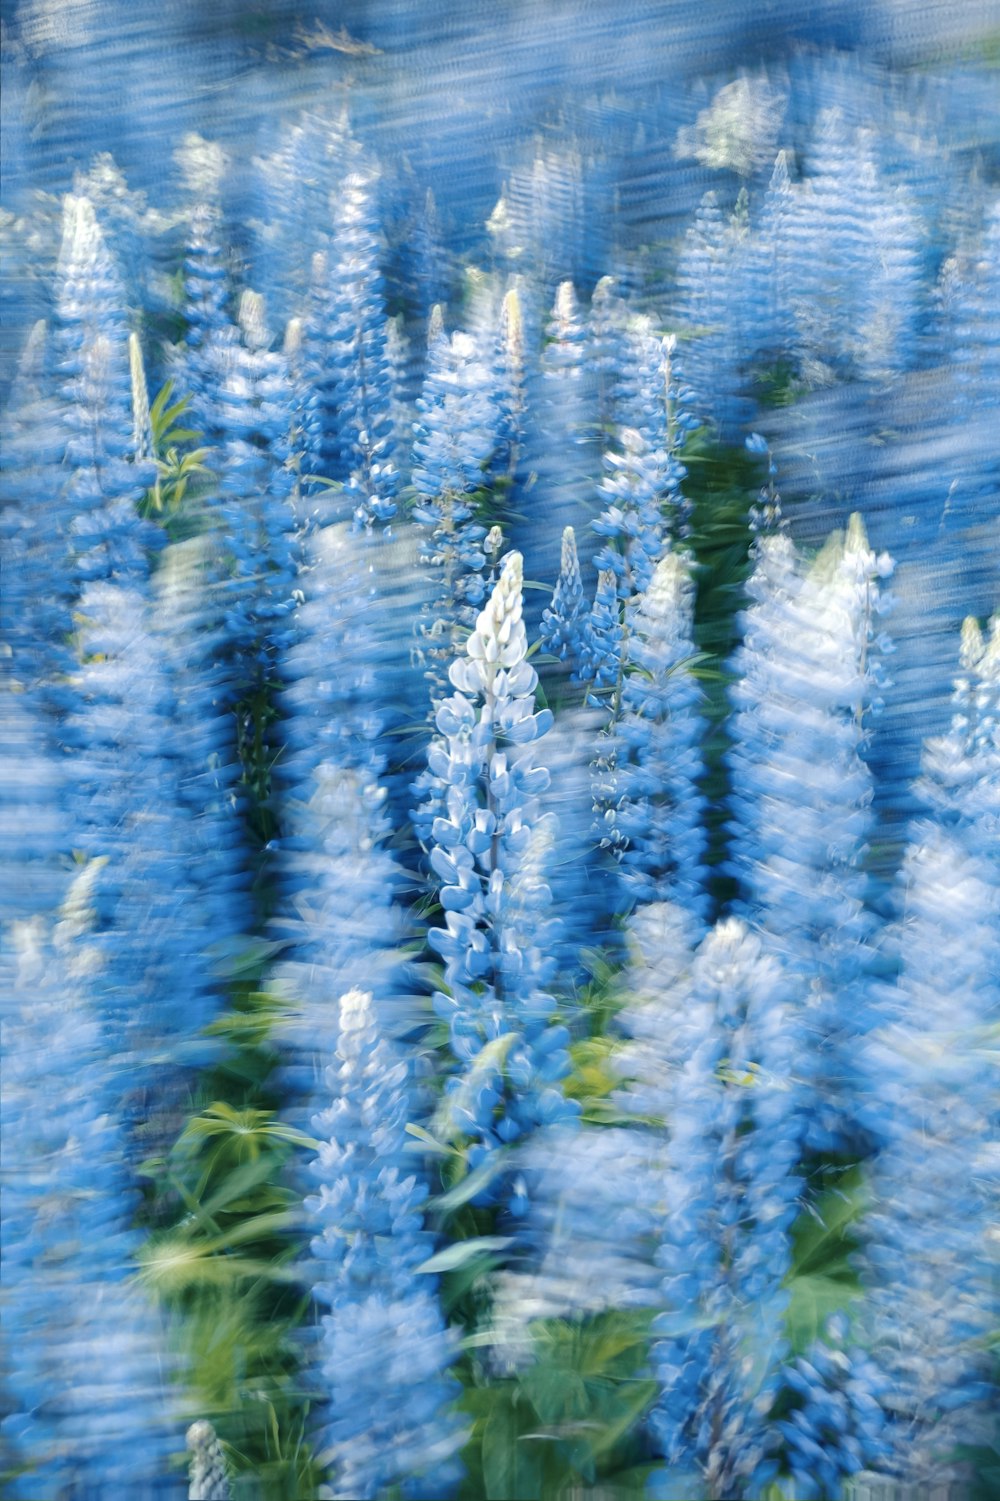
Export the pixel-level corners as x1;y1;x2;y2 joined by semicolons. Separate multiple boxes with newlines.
140;977;322;1500
235;678;284;864
459;1312;658;1501
564;1036;625;1123
138;380;211;531
682;434;760;917
751;358;808;410
784;1163;868;1354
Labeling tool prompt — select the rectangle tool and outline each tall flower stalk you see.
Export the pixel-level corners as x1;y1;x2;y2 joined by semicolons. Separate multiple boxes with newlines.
421;552;579;1197
624;919;803;1499
1;885;177;1498
727;515;894;1146
858;615;999;1483
306;988;467;1500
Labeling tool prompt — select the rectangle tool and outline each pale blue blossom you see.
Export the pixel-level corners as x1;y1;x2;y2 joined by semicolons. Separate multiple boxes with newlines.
306;988;467;1500
420;553;579;1191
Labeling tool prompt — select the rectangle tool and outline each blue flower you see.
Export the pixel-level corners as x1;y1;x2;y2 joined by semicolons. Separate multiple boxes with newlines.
539;525;587;666
577;567;625;706
591;426;667;601
1;894;178;1497
625;919;803;1497
527;280;601;588
54;195;159;585
616;551;708;919
61;581;225;1121
411;321;496;698
273;523;412;1091
726;517;893;1148
777;1317;894;1500
306;988;467;1499
419;553;579;1195
857;615;999;1481
298;165;399;529
180;200;238;445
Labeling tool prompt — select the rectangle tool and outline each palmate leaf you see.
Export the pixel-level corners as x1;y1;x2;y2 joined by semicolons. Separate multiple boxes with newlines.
177;1102;318;1157
196;1154;296;1221
783;1165;867;1354
463;1312;658;1499
149;379;193;444
481;1396;545;1501
789;1165;867;1279
171;1108;317;1209
137;1235;296;1294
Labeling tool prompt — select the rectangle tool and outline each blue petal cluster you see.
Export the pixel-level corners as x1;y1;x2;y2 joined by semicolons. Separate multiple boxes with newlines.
539;524;586;666
1;888;176;1498
592;425;668;602
412;323;496;694
727;519;894;1146
325;170;401;528
306;987;467;1500
54;195;159;585
616;551;708;918
275;523;414;1087
627;919;803;1499
526;280;599;584
577;566;625;705
776;1317;894;1500
61;581;223;1109
420;552;579;1188
858;617;999;1482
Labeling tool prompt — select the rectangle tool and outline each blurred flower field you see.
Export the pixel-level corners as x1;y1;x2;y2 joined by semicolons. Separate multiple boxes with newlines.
1;3;998;1498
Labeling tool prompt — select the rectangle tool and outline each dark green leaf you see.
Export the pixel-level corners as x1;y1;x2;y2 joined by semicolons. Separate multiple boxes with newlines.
481;1396;544;1501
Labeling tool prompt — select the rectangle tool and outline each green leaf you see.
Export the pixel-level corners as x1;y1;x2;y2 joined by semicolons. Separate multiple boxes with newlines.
200;1156;284;1219
149;379;177;426
404;1122;457;1158
427;1153;505;1214
415;1236;511;1274
785;1273;861;1355
481;1396;544;1501
587;1378;659;1459
790;1167;867;1279
198;1209;304;1254
204;936;287;979
521;1365;589;1425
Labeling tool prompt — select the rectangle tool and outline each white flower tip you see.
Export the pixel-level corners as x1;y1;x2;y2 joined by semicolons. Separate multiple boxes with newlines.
960;616;986;673
186;1420;216;1452
238;290;270;349
554;280;578;326
560;526;579;571
59;194;99;271
283;317;303;356
339;987;374;1031
844;512;870;555
428;304;446;345
501;287;523;353
501;550;524;593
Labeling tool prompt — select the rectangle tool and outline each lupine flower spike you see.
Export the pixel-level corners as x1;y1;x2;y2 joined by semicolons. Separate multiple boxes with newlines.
187;1420;231;1501
539;524;586;667
421;552;579;1199
307;988;468;1499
